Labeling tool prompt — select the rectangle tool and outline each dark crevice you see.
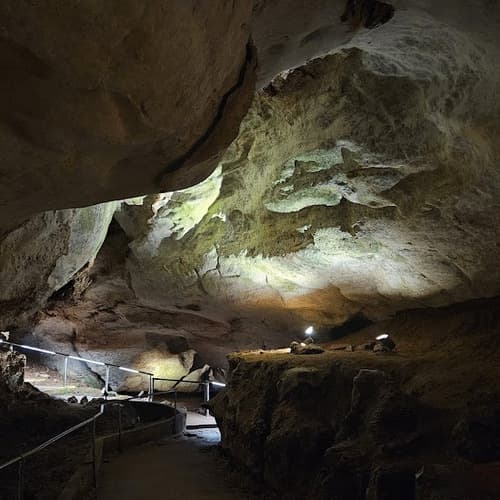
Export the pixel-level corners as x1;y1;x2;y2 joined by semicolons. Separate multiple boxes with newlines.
341;0;395;30
157;40;254;182
328;313;374;340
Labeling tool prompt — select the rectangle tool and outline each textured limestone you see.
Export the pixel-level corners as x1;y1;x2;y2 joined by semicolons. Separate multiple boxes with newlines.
112;11;500;325
22;314;197;392
0;202;116;328
210;299;500;499
0;0;256;233
0;350;25;391
2;1;500;336
252;0;500;86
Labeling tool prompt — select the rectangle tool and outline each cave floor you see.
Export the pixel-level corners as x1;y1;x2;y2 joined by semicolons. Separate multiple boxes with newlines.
97;428;255;500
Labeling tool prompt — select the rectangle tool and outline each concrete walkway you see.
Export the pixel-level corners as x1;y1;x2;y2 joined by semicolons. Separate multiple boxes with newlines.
97;428;253;500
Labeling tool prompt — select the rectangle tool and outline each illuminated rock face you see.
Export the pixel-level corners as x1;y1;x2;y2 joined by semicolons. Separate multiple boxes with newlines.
0;203;116;328
0;0;255;233
115;11;500;325
2;1;500;332
25;314;198;392
210;300;500;499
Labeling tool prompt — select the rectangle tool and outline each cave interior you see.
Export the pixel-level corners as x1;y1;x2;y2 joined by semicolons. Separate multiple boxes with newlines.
1;1;500;499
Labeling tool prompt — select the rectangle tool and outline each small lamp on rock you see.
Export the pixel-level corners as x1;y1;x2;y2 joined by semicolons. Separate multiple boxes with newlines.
375;333;396;351
304;326;315;344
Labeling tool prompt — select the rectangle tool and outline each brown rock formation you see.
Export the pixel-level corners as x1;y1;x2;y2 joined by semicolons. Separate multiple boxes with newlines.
211;298;500;500
0;1;256;233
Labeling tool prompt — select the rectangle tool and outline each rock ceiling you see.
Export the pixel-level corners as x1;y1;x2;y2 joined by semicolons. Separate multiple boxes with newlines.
0;1;255;233
1;0;500;329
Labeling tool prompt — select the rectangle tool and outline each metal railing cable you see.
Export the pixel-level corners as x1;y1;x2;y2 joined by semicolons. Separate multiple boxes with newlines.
0;392;182;500
0;338;155;400
152;376;226;407
0;338;227;498
0;404;105;500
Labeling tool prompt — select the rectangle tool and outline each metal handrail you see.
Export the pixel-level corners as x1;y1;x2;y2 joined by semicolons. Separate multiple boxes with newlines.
0;338;154;400
0;406;104;471
0;403;105;500
0;393;180;499
0;390;181;472
153;376;201;384
152;376;226;407
0;338;227;497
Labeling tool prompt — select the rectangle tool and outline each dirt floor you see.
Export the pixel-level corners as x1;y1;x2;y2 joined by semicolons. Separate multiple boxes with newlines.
97;429;258;500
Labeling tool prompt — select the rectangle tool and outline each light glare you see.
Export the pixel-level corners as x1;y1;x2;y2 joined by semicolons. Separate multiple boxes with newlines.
69;355;105;366
305;326;314;335
119;366;140;374
20;345;57;355
376;334;389;340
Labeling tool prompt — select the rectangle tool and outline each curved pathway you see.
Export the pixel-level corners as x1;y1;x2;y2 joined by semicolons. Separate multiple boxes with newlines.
97;427;253;500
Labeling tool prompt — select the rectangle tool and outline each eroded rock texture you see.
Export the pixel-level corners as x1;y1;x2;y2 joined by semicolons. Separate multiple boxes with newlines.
0;203;116;328
111;10;500;325
211;299;500;500
0;0;256;232
1;1;500;375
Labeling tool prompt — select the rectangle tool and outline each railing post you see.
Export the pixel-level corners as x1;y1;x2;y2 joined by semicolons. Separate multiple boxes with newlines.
104;365;110;400
118;404;123;454
18;458;24;500
63;356;68;387
203;382;210;404
148;375;153;402
91;420;97;492
174;389;177;410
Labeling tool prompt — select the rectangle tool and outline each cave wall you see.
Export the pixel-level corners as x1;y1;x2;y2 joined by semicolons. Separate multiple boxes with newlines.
110;9;500;325
1;0;500;336
211;299;500;499
0;202;116;328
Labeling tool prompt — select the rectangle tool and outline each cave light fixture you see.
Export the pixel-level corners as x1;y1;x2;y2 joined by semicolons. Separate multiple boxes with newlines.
305;326;315;336
375;333;396;351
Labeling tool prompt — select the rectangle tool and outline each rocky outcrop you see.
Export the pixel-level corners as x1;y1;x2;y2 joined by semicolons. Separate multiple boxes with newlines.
0;203;116;328
210;299;500;499
0;1;256;233
0;349;25;392
110;10;500;325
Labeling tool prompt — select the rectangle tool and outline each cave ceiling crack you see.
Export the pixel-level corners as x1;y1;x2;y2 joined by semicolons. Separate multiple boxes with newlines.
157;41;255;187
